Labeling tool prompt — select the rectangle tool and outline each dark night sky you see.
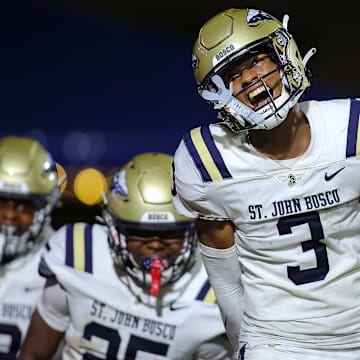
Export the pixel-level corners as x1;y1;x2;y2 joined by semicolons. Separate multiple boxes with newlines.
0;1;357;169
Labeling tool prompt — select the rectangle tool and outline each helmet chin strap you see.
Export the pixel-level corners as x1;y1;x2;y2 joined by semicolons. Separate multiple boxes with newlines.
202;75;265;129
254;86;290;130
202;74;291;131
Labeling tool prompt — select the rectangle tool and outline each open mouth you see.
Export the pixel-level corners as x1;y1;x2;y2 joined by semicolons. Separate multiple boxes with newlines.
248;85;273;110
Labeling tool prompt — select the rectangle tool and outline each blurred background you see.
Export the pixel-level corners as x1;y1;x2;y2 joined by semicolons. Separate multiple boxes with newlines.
1;0;358;224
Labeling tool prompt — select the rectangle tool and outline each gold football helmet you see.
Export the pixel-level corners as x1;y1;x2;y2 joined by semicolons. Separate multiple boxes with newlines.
192;8;316;132
0;136;60;264
102;152;197;295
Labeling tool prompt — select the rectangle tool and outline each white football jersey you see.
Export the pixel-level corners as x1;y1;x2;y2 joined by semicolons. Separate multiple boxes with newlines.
38;222;233;359
173;98;360;349
0;226;54;358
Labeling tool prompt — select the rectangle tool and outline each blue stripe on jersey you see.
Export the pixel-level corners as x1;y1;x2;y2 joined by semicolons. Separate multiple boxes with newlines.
84;224;93;273
184;129;211;182
183;125;232;182
346;98;360;157
65;223;93;273
196;280;216;303
65;224;74;267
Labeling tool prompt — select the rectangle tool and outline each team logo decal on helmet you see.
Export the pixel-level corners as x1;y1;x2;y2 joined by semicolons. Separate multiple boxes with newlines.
110;169;128;197
247;9;274;24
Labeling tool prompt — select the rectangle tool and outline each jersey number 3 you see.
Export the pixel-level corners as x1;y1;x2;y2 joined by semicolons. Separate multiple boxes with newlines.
277;211;329;285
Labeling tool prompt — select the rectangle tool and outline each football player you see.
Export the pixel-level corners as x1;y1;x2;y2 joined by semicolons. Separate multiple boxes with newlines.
18;153;234;359
171;7;360;359
0;135;62;359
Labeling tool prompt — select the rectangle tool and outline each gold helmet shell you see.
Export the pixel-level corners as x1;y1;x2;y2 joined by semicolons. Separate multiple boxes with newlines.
0;135;60;264
193;8;310;91
107;152;189;225
0;135;58;198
